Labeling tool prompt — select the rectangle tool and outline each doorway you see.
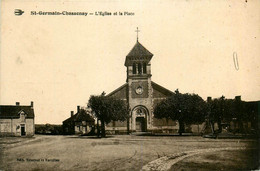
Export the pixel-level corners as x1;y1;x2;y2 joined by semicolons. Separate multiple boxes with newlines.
21;124;26;136
136;117;146;132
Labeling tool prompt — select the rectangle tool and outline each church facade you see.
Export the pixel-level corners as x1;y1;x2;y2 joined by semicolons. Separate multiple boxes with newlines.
106;40;179;133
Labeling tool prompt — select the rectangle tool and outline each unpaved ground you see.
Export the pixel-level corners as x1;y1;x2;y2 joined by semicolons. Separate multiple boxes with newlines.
170;149;259;171
0;135;258;171
142;147;259;171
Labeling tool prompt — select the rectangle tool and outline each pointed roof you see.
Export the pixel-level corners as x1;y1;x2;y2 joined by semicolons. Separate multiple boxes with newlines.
0;105;34;119
125;41;153;66
63;109;95;123
126;41;153;57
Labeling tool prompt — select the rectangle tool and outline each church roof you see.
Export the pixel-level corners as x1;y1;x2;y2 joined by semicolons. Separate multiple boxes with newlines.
106;81;174;100
0;105;34;119
152;81;174;97
125;41;153;66
126;41;153;57
106;83;127;99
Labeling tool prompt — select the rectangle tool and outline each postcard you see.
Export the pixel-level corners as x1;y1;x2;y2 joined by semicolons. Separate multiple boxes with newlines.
0;0;259;170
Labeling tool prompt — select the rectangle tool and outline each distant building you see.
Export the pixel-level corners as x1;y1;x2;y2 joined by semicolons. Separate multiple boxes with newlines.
201;96;260;135
62;106;95;135
0;102;35;137
230;99;259;133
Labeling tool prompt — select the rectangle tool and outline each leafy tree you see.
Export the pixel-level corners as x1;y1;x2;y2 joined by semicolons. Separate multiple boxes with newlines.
207;96;225;133
88;92;128;137
154;89;207;135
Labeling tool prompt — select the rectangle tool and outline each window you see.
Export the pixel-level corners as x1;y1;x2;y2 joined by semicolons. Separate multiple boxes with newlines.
143;63;147;74
138;63;142;74
133;63;136;74
19;111;26;122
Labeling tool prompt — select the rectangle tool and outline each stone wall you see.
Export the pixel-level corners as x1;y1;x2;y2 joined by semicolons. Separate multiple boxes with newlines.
106;121;128;134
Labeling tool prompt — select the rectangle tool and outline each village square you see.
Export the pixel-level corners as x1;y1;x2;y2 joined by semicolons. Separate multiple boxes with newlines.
0;134;258;171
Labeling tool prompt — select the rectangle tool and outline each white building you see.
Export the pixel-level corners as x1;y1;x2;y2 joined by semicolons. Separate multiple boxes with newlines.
0;102;35;137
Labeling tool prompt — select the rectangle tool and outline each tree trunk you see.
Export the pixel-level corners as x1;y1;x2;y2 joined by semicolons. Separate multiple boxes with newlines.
217;119;222;133
97;120;100;137
127;117;130;135
101;120;106;138
178;120;185;135
210;121;215;134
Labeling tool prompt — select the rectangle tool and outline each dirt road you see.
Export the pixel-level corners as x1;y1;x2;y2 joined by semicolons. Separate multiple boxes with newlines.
0;135;258;170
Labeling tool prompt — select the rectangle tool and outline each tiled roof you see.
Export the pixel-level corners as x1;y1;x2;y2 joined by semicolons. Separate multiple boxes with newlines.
63;109;95;123
0;105;34;119
126;41;153;57
125;41;153;66
152;81;174;97
106;83;127;98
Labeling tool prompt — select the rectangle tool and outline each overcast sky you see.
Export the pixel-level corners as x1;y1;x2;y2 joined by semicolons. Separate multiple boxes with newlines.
1;0;259;124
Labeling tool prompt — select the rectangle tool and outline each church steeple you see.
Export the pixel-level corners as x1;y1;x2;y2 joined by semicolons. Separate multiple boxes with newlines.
124;29;153;84
125;27;153;65
124;41;153;66
124;41;153;80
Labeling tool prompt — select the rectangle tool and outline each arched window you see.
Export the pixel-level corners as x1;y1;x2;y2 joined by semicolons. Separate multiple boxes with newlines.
143;63;147;74
133;63;136;74
138;63;142;74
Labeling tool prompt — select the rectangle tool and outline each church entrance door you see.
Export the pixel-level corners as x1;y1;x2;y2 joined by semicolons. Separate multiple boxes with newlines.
132;106;149;132
136;117;145;132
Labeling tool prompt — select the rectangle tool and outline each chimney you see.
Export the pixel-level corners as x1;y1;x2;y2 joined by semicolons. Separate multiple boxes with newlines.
16;102;20;106
235;96;241;101
71;111;74;117
31;101;34;108
207;97;212;102
77;106;80;113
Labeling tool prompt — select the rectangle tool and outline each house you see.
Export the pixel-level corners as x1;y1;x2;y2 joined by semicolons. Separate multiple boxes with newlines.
62;106;95;135
0;102;35;137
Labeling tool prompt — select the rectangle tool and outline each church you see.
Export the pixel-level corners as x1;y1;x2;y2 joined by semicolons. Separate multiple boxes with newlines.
106;31;179;134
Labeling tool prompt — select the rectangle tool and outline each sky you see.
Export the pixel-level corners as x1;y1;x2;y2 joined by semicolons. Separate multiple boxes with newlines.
1;0;259;124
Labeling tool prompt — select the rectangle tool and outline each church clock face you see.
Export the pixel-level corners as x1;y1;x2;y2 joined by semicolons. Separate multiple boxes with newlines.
131;81;148;98
135;86;143;95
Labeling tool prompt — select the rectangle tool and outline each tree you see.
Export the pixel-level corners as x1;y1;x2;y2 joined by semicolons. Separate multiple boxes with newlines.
154;90;207;135
207;96;225;133
88;92;128;137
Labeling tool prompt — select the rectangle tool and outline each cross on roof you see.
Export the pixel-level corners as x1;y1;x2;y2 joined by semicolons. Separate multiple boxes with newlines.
135;27;140;41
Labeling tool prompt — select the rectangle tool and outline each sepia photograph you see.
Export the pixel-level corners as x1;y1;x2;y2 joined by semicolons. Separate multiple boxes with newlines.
0;0;259;170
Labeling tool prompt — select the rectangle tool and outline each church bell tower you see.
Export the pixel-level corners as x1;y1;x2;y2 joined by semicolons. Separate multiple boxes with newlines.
124;28;154;132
